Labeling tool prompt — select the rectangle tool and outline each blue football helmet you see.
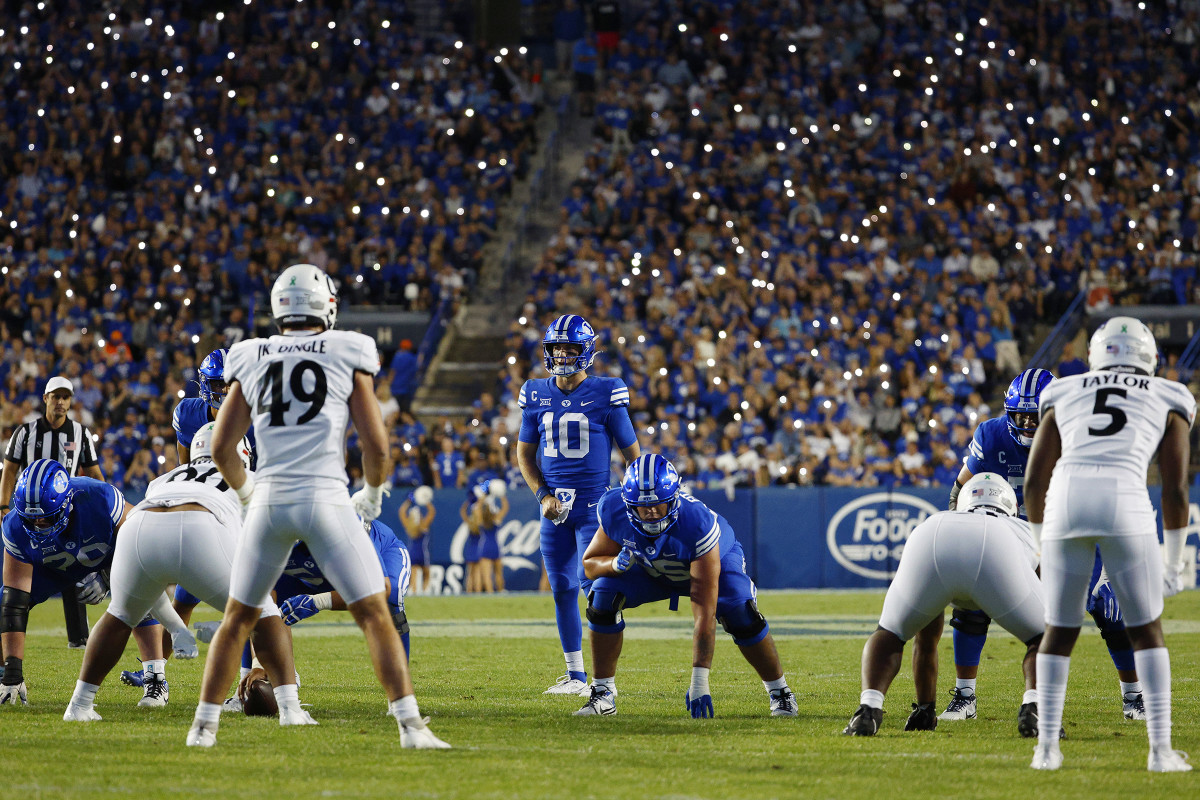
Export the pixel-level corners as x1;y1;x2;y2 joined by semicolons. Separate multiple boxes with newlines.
1004;368;1055;447
542;315;597;377
13;459;75;544
621;454;681;537
197;348;229;410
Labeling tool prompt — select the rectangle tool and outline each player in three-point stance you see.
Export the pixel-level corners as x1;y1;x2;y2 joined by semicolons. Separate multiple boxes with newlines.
186;263;448;749
1025;316;1193;772
574;453;796;719
517;315;639;695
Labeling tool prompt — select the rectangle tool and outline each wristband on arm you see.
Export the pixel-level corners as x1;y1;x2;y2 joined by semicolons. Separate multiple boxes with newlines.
535;486;550;503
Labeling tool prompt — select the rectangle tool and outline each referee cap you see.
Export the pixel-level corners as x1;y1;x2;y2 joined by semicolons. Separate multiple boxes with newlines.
44;376;74;395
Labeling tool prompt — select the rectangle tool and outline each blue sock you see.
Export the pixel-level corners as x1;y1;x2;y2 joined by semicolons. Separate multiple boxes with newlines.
401;631;410;659
952;627;986;668
1109;645;1136;672
241;641;253;670
552;588;583;655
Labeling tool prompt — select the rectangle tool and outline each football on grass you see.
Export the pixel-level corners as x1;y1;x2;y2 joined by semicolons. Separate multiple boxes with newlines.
243;679;278;717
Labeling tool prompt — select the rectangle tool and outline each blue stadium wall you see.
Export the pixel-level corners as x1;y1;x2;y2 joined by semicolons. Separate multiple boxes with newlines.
384;487;1200;594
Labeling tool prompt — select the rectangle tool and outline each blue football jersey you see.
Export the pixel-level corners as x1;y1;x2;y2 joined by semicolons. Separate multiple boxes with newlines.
964;416;1030;514
2;477;125;584
518;376;637;495
596;488;735;588
172;397;256;464
280;520;406;588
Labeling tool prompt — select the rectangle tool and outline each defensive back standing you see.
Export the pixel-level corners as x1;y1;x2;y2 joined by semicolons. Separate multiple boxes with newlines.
186;263;449;750
1025;316;1193;772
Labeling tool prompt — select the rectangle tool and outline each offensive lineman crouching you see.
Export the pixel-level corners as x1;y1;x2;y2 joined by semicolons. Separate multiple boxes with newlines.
844;473;1046;736
574;454;796;718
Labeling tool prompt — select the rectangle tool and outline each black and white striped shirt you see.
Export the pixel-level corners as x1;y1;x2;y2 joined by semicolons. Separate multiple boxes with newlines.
4;417;100;477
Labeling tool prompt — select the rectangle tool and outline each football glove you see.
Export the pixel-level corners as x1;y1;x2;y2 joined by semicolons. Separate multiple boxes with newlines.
612;548;634;574
351;484;388;521
0;682;28;706
280;595;320;626
1089;578;1122;623
685;690;714;719
76;571;109;605
1164;564;1187;598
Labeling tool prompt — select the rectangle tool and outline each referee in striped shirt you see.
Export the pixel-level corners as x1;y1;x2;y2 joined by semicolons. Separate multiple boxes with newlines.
1;376;103;648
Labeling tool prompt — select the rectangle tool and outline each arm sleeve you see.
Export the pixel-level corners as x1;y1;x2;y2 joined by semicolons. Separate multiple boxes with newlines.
225;341;249;386
693;511;721;558
517;381;529;409
518;407;538;444
78;425;100;468
99;483;126;526
355;333;382;376
3;527;29;562
607;406;638;450
4;426;26;463
963;425;988;473
1167;382;1197;429
172;404;193;447
1037;382;1060;416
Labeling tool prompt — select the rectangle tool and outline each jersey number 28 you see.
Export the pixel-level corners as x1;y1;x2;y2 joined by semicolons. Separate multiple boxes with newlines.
541;412;590;459
258;360;328;427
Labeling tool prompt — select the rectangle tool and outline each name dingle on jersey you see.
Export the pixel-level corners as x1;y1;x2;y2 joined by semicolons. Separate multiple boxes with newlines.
258;340;329;358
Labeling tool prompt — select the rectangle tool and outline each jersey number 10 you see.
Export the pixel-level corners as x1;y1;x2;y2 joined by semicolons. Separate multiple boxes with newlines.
541;412;591;459
258;360;328;427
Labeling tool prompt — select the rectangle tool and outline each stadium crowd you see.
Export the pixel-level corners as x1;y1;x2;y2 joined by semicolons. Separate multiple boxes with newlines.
2;0;1200;499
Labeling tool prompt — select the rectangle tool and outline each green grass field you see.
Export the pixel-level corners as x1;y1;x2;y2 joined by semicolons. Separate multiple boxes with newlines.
3;590;1198;799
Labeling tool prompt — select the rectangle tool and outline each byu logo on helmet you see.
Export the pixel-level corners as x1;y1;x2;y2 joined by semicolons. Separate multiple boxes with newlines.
1004;369;1054;447
621;454;682;537
542;315;597;377
197;348;229;410
14;459;76;543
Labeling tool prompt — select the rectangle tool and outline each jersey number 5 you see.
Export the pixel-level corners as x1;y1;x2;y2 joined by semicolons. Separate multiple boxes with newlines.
1088;388;1127;437
541;412;591;459
258;360;328;426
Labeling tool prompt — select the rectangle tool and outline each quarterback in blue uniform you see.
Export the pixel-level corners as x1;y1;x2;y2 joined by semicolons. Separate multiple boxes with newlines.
276;517;413;657
574;454;795;718
1;460;170;706
516;315;640;695
942;369;1143;723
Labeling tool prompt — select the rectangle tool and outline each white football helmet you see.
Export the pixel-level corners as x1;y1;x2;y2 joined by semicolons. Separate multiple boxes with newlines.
959;472;1018;517
413;485;434;506
190;422;252;470
271;263;338;330
1088;316;1157;376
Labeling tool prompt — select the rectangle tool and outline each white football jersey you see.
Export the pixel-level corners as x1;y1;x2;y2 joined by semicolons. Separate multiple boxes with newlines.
136;458;248;529
1040;371;1196;481
226;329;379;499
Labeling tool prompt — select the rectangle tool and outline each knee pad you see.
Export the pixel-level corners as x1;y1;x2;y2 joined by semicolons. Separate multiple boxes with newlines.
585;590;626;634
718;599;768;646
1089;605;1132;650
1;586;32;633
949;608;991;636
392;609;410;637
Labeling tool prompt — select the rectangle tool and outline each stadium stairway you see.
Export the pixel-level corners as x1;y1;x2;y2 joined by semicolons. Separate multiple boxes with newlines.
412;80;586;423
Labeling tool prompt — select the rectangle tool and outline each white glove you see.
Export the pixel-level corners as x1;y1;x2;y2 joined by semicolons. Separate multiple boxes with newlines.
552;488;576;525
172;627;199;660
351;484;388;521
0;682;29;705
76;571;109;604
1164;563;1187;598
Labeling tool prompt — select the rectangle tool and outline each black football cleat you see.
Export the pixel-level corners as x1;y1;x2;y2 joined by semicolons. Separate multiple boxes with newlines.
905;701;938;731
843;704;884;736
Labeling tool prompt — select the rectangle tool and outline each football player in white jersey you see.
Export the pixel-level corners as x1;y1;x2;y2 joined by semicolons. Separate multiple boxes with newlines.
186;264;449;750
1025;316;1195;772
63;423;310;725
844;473;1046;737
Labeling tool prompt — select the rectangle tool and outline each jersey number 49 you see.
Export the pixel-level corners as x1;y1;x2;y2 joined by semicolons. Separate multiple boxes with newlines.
258;360;328;427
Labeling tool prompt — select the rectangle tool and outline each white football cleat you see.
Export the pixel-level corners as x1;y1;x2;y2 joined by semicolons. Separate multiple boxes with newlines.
279;705;319;726
172;629;199;660
1123;692;1146;721
769;688;798;717
1148;748;1192;773
939;688;977;720
63;703;102;722
544;675;590;696
574;686;617;716
186;721;218;748
222;696;243;713
398;716;451;749
137;676;169;708
1030;744;1064;771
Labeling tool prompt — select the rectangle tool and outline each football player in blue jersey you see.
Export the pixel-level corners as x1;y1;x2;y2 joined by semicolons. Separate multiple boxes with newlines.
398;486;435;594
941;369;1144;723
573;454;796;718
1;460;173;707
277;516;413;656
517;314;640;695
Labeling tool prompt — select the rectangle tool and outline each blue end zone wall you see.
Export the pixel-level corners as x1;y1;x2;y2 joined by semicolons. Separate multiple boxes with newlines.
383;487;1200;594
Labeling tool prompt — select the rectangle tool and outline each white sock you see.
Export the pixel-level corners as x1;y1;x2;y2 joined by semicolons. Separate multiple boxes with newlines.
1023;689;1038;705
1133;647;1172;750
955;678;977;696
71;680;99;709
144;659;166;678
764;676;788;693
860;689;885;710
1036;654;1070;747
564;651;585;675
1120;680;1143;697
389;694;419;720
194;700;222;726
594;676;616;695
273;682;300;711
239;666;251;681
